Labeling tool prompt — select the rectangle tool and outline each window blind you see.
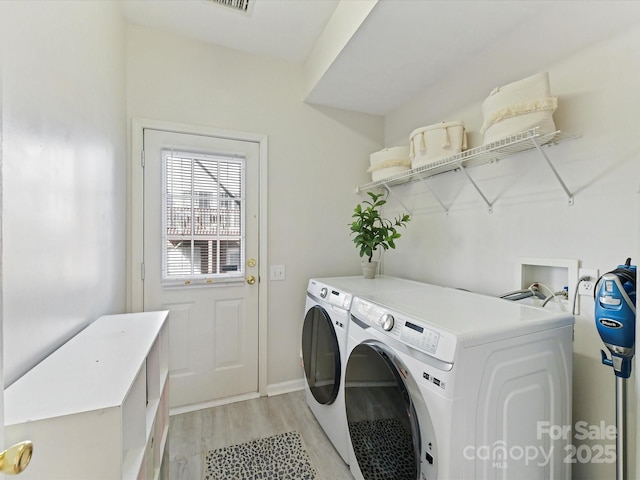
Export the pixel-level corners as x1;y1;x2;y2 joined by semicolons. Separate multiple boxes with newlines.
162;150;244;284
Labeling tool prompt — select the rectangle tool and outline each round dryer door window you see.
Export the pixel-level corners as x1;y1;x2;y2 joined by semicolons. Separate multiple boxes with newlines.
345;343;421;480
302;305;341;405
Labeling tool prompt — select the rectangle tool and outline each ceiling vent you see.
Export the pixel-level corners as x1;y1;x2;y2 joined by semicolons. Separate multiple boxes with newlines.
203;0;252;14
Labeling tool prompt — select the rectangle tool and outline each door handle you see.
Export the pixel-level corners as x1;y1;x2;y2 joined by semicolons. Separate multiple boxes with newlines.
246;275;256;285
0;440;33;474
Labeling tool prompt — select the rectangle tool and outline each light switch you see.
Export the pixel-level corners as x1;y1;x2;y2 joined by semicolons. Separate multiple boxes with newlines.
270;265;286;281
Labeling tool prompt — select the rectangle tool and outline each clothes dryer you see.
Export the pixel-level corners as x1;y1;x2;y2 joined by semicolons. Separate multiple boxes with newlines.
301;276;423;464
344;284;574;480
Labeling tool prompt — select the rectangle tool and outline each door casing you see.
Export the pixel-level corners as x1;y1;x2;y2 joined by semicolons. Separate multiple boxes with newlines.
129;118;268;400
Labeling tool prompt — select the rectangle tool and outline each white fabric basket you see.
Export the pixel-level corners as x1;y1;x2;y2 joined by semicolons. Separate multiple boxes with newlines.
481;72;557;144
409;121;467;168
368;146;411;182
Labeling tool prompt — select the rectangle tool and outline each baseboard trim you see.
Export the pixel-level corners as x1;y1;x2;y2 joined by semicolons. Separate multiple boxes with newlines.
266;378;305;397
169;379;306;416
170;391;260;416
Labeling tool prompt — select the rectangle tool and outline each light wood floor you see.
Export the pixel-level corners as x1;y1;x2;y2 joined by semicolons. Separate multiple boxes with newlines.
165;389;353;479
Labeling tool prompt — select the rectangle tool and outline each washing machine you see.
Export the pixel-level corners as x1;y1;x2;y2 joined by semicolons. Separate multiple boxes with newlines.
301;276;424;464
344;284;574;480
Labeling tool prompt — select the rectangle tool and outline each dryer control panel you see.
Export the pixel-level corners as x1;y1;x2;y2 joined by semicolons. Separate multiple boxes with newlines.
308;279;352;310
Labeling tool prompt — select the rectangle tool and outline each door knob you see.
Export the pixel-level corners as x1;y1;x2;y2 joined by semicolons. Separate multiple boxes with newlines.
246;275;256;285
0;440;33;474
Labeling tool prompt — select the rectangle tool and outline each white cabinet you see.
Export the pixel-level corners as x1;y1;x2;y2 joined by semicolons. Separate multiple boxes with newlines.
4;311;169;480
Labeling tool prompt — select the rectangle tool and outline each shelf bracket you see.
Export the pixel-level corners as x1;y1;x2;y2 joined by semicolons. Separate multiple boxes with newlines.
454;161;494;213
531;137;574;206
382;184;412;216
417;176;449;214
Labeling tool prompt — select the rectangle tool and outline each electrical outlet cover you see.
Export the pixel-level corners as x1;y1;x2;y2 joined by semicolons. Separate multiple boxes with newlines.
578;268;599;296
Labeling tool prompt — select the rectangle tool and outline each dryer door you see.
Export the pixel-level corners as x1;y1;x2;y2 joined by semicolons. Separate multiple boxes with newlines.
345;341;430;480
302;305;341;405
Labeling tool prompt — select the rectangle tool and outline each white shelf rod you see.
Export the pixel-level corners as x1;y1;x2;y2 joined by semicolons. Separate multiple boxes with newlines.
531;137;574;205
454;160;494;213
383;183;412;216
417;176;449;214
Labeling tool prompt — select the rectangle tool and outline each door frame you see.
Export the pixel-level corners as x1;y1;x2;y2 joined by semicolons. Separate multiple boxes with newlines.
129;118;268;397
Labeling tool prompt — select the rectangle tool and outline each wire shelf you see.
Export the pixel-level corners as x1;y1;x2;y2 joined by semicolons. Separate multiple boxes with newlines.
356;128;579;193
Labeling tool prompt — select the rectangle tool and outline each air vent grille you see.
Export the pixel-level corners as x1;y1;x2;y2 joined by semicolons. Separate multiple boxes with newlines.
204;0;251;13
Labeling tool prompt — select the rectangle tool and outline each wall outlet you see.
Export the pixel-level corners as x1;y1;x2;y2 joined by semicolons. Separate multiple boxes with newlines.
578;268;599;296
270;265;286;281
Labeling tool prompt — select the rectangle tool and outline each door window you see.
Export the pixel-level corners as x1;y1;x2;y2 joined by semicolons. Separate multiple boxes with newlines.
162;149;245;285
302;306;341;405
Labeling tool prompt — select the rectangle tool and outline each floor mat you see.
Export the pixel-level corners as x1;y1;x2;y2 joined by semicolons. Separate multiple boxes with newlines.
203;431;318;480
348;418;416;480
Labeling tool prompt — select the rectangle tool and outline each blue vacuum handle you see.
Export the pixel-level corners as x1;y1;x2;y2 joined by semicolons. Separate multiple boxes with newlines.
595;259;636;378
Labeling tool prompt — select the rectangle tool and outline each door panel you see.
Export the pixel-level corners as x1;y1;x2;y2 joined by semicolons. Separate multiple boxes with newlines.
143;128;259;408
165;301;193;374
214;298;243;367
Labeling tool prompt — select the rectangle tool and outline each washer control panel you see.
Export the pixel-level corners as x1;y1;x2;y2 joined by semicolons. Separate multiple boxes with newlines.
400;320;440;354
380;313;395;331
350;296;457;362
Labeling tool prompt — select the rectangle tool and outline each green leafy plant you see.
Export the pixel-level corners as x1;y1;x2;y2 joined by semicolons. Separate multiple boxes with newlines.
349;191;411;263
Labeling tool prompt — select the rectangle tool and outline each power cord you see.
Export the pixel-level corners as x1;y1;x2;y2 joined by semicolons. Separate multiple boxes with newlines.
572;275;593;315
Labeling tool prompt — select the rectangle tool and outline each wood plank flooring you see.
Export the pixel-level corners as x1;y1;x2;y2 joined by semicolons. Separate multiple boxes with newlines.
165;390;353;479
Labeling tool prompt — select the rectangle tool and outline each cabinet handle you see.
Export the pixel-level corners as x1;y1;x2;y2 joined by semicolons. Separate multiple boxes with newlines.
0;441;33;474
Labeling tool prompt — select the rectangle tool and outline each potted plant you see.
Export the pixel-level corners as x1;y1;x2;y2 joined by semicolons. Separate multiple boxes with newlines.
349;191;410;278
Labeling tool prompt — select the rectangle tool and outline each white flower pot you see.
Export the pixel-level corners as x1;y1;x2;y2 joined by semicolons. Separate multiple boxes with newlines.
361;260;378;279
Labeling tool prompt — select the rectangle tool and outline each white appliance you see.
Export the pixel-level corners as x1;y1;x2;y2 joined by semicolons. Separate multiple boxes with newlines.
344;284;574;480
301;276;424;464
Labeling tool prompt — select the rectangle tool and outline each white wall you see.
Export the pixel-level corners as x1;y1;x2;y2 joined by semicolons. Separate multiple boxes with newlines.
381;24;640;480
126;25;383;386
0;1;127;386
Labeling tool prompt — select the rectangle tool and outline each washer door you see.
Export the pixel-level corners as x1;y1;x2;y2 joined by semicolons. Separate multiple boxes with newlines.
302;305;340;405
345;342;424;480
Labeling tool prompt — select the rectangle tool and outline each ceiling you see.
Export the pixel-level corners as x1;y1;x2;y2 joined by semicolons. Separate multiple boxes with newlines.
120;0;340;63
121;0;640;116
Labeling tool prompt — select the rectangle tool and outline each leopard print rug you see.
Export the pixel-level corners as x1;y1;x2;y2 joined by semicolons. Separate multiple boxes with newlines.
349;418;417;480
204;431;318;480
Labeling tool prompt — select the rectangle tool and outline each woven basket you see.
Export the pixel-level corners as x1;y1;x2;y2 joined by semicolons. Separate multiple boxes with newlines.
481;72;557;144
368;146;411;182
410;121;467;168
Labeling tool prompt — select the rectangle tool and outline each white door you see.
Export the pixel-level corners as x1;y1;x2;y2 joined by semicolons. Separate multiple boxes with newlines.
142;128;260;409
